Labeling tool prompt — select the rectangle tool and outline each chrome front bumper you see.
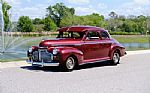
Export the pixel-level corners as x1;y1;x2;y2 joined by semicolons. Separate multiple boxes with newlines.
26;60;59;67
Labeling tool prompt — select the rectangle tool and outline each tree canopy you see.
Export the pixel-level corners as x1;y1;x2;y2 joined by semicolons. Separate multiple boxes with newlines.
15;2;150;35
46;3;75;27
43;17;57;31
17;16;34;32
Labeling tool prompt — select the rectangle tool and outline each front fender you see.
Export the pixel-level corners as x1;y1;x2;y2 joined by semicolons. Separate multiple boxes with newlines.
57;47;83;65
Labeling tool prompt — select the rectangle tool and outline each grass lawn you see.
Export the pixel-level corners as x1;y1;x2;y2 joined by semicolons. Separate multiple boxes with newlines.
0;58;27;62
112;35;150;43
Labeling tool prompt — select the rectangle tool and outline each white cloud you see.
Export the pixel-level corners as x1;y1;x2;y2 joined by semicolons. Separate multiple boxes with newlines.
26;0;31;3
75;7;98;15
67;0;90;4
18;5;47;20
2;0;150;21
113;1;150;16
134;0;150;5
2;0;48;21
98;3;107;9
20;7;41;17
4;0;21;6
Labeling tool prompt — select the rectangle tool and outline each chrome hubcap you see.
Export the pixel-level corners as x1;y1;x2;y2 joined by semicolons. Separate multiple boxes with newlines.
66;57;75;70
113;53;119;64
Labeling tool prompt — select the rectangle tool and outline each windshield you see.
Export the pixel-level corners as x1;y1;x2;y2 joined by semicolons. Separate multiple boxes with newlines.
57;31;85;39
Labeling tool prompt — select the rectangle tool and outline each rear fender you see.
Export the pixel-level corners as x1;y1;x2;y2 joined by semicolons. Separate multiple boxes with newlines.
109;43;125;60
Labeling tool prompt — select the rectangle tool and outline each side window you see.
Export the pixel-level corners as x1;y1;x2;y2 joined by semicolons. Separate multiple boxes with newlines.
72;32;80;38
100;31;110;39
86;31;100;40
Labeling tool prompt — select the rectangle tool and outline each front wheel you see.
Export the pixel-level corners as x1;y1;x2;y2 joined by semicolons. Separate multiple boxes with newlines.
110;51;120;65
61;56;76;72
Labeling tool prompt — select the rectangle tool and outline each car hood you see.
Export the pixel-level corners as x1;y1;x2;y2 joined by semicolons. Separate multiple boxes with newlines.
39;38;82;47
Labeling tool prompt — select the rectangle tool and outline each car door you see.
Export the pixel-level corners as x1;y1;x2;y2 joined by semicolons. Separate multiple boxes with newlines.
99;31;112;58
83;31;102;60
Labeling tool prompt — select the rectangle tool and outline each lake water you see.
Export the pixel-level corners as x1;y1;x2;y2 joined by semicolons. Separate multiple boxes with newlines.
122;43;150;50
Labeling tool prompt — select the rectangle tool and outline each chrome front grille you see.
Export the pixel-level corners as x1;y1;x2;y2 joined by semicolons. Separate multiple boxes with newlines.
32;51;39;61
32;49;53;62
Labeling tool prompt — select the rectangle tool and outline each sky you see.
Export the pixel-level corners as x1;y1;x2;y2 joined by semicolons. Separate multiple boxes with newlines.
2;0;150;21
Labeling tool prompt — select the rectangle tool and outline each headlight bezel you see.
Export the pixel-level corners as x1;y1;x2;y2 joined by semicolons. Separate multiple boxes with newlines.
28;48;32;53
52;48;58;55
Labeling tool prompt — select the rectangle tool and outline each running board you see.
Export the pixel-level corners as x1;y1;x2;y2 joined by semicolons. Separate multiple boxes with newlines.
79;58;110;66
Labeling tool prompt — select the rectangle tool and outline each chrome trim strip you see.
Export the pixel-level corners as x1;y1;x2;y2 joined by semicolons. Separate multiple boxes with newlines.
39;50;41;61
26;60;59;67
33;62;59;67
79;59;109;66
84;42;111;45
52;44;82;46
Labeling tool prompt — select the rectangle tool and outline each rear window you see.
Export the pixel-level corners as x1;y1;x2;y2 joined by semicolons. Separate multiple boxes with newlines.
86;31;100;39
100;31;110;39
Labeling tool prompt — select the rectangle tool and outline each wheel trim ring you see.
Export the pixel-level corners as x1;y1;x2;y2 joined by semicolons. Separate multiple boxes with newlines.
113;53;119;64
66;57;75;70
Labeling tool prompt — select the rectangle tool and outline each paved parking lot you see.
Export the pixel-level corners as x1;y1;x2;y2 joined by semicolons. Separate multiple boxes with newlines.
0;51;150;93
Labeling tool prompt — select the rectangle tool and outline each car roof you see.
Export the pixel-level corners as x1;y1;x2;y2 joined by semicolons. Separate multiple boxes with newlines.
57;26;105;32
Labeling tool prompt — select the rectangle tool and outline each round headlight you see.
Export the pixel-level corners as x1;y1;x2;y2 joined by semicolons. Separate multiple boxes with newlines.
28;48;32;53
53;48;58;55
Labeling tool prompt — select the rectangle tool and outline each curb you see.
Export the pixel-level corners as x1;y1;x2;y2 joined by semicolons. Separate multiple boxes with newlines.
0;61;30;69
126;50;150;55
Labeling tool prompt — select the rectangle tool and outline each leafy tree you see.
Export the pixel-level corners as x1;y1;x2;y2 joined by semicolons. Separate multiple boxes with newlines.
146;17;150;32
46;3;75;27
108;12;120;31
60;13;104;27
34;24;44;32
32;18;44;24
127;15;137;19
121;20;138;33
109;11;118;19
60;14;77;27
118;15;126;21
43;17;57;31
0;0;11;31
13;2;150;35
82;13;104;26
17;16;34;32
137;15;146;21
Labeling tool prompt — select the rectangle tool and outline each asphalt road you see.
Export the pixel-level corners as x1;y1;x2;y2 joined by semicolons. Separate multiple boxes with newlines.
0;53;150;93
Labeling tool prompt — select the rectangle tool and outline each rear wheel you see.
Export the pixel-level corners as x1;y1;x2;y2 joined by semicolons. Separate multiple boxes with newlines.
111;51;120;65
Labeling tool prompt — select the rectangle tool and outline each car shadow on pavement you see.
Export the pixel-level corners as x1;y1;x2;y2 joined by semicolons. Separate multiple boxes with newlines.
21;66;61;72
20;61;117;72
77;61;117;70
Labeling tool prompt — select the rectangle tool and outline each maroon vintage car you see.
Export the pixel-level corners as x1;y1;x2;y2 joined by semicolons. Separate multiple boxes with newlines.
27;26;126;71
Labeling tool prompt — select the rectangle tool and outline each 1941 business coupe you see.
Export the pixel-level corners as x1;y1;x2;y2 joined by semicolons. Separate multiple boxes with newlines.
27;26;126;71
